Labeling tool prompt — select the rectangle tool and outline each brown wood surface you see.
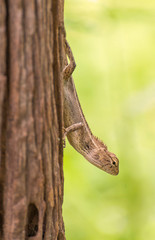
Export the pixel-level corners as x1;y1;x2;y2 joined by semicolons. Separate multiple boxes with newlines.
0;0;65;239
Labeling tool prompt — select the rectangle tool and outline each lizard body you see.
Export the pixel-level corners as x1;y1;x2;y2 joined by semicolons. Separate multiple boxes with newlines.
63;40;119;175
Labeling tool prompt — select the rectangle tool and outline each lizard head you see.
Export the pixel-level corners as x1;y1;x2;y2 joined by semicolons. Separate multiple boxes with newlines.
88;148;119;175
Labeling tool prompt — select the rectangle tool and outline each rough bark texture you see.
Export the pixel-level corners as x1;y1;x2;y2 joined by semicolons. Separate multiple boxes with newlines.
0;0;65;239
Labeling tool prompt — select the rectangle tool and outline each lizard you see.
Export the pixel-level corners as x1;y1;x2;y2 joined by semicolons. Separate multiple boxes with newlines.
63;39;119;176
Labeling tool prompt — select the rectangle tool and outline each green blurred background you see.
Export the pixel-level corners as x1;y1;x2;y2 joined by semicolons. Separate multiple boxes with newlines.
63;0;155;239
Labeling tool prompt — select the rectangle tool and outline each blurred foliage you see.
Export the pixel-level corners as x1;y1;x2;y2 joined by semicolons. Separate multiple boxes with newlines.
63;0;155;239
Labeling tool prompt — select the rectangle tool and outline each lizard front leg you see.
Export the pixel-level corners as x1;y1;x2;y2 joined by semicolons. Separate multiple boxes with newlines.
63;122;83;148
64;122;83;138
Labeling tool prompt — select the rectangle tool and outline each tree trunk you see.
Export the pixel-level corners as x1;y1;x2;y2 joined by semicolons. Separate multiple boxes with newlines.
0;0;65;239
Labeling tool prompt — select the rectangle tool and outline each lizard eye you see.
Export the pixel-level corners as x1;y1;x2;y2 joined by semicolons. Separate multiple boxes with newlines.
112;161;116;166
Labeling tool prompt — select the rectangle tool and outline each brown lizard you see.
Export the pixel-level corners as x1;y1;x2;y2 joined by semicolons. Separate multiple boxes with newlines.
63;39;119;175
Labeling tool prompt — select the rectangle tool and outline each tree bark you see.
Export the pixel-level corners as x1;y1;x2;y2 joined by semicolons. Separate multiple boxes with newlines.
0;0;65;239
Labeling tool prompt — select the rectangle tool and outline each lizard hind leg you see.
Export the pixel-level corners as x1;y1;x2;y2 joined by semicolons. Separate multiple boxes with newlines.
63;40;76;81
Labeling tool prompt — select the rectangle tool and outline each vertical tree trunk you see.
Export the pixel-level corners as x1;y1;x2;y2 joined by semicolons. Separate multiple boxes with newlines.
0;0;65;239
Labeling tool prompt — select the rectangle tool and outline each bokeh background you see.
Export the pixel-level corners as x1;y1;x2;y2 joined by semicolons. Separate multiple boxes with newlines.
63;0;155;239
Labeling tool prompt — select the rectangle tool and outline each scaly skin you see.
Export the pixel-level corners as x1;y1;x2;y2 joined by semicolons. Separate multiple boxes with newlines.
63;39;119;175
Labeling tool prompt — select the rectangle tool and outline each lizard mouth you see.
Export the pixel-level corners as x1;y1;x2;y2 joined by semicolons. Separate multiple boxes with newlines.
102;163;119;175
90;158;119;175
81;149;119;175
